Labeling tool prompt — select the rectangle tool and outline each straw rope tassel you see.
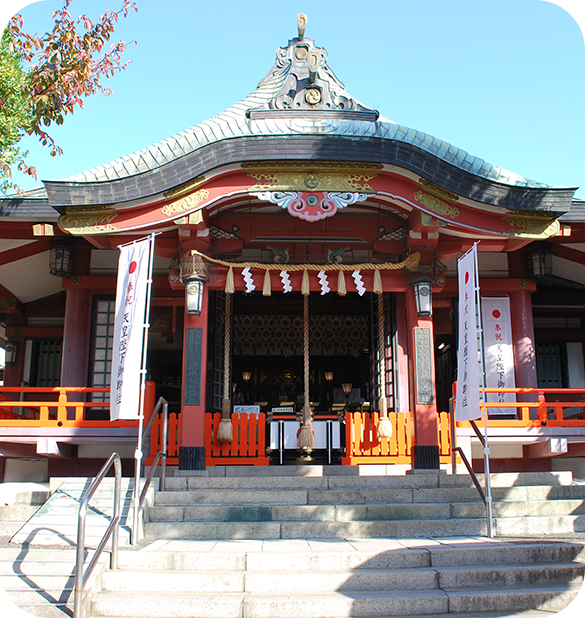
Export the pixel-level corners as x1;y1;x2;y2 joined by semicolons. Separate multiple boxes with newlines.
225;267;235;294
263;270;271;296
376;293;393;438
217;293;233;441
337;269;346;296
297;293;314;449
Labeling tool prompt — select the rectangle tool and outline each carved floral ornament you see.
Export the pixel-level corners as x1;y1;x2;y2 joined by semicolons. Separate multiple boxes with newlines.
242;162;382;193
254;191;368;222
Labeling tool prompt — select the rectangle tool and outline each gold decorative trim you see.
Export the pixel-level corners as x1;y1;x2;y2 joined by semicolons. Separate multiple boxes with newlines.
162;189;210;217
242;161;382;194
503;212;560;239
414;191;460;218
163;176;207;200
417;178;459;202
59;208;118;235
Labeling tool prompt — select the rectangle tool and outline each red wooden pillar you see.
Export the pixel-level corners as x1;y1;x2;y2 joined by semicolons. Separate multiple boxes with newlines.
509;290;538;389
178;284;209;470
507;252;538;419
405;287;440;469
61;287;92;386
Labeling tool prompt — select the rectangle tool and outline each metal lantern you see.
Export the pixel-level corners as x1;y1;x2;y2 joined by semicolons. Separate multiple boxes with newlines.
5;340;18;365
180;251;209;316
185;278;206;316
49;246;72;276
413;279;433;317
528;243;552;278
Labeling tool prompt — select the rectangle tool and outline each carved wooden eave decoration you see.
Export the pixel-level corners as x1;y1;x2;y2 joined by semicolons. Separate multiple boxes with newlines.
58;205;118;235
502;211;562;239
243;161;382;194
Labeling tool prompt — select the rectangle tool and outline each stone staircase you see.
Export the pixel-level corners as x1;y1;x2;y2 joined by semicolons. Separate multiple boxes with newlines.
90;537;585;618
144;467;585;540
1;466;585;617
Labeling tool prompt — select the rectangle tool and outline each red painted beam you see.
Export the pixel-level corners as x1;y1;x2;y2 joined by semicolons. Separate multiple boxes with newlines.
0;239;51;267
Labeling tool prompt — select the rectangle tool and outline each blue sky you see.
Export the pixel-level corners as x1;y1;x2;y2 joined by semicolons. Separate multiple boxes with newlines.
2;0;585;198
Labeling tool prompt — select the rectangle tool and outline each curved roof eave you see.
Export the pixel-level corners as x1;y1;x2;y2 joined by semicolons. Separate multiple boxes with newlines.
44;131;576;213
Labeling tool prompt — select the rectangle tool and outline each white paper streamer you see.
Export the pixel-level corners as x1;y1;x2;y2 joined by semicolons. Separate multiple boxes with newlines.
242;267;256;293
318;271;330;295
280;270;292;293
352;270;366;296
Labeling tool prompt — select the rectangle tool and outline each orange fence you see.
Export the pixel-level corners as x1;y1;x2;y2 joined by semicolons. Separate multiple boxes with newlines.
146;412;270;466
0;386;147;428
452;386;585;428
342;410;453;465
205;412;269;466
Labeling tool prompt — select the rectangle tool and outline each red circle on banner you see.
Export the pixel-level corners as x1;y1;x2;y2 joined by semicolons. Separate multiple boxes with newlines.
129;261;137;274
465;272;469;284
492;309;501;319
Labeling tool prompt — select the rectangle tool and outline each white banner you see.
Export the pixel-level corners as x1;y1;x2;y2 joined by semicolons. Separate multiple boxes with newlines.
110;238;152;420
481;297;516;415
456;247;481;421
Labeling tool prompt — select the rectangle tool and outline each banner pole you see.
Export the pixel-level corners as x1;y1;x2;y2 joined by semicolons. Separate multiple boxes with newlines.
473;242;494;538
132;233;156;544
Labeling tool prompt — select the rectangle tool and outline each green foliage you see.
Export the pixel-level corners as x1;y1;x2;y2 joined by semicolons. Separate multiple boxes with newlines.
0;31;31;194
0;0;137;195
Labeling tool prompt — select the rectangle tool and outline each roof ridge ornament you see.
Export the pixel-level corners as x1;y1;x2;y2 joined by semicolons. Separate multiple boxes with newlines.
247;14;379;121
297;13;307;40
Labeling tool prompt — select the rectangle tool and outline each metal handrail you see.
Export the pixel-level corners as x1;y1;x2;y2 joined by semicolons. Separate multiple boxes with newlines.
449;398;494;536
132;396;168;544
74;452;121;618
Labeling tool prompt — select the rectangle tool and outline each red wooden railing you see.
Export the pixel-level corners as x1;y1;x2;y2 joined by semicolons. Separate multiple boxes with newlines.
452;386;585;427
0;386;150;427
205;412;269;466
342;410;453;465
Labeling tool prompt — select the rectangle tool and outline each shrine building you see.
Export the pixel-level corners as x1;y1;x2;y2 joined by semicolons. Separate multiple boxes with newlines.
2;15;585;481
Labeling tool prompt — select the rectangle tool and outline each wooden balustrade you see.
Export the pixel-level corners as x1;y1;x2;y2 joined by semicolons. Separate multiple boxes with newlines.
0;386;153;428
342;411;453;465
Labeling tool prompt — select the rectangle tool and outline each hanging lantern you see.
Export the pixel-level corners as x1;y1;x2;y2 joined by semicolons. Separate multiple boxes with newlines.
413;278;433;317
49;246;72;276
5;340;18;365
527;242;552;278
184;278;206;316
180;251;209;316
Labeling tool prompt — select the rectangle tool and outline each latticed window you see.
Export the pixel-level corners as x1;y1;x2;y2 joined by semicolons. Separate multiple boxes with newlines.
536;342;565;388
91;298;115;401
30;340;62;387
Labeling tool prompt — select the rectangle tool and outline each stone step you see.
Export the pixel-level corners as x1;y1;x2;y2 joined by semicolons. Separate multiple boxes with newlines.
495;515;585;536
443;585;582;615
89;590;457;618
154;486;585;508
151;497;585;521
148;503;455;522
114;540;585;573
5;600;74;618
0;505;41;521
0;573;76;589
436;562;584;589
455;499;585;518
170;467;574;487
100;567;441;594
116;548;431;572
144;518;490;540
